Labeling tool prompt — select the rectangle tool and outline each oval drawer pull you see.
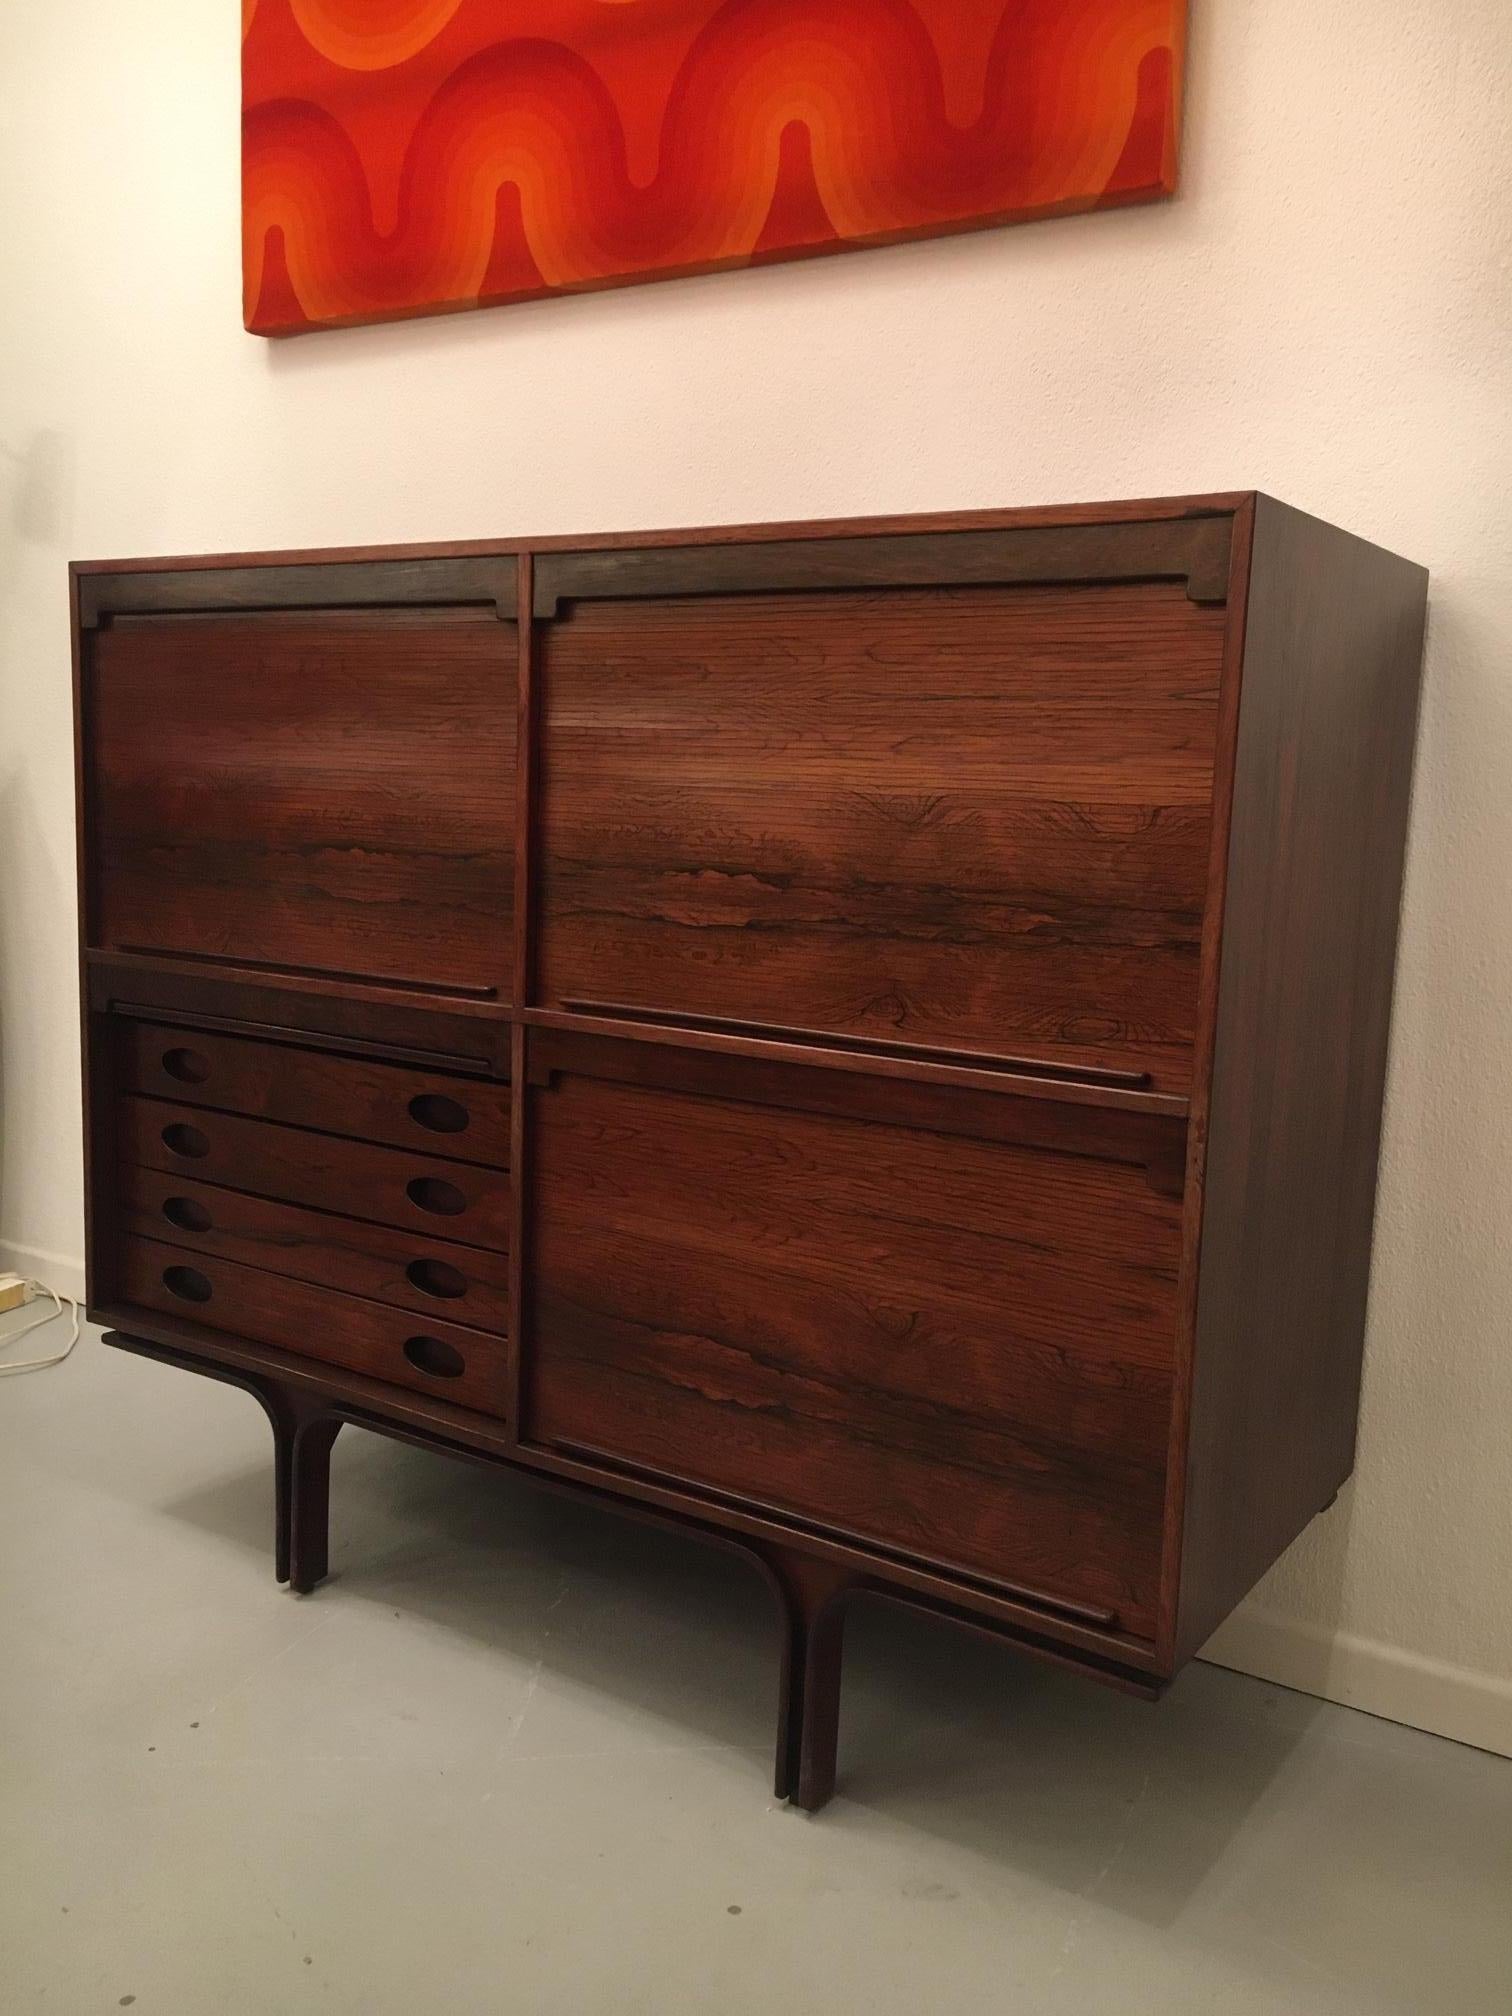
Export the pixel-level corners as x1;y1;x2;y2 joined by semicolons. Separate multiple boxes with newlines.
162;1195;213;1234
403;1334;465;1380
406;1176;467;1217
406;1258;468;1301
163;1264;213;1305
162;1123;211;1159
162;1046;211;1085
409;1093;470;1136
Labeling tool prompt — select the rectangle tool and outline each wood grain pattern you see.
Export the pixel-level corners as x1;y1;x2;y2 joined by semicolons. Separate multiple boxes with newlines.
1172;498;1430;1661
120;1019;511;1167
119;1236;509;1414
121;1166;510;1334
87;611;516;997
538;580;1224;1088
524;1053;1183;1635
119;1096;510;1250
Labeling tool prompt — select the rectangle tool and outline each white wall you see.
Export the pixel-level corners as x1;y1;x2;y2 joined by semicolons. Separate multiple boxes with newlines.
2;0;1509;1754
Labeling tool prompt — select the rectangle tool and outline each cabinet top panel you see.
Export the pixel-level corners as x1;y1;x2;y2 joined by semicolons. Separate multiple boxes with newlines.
71;495;1254;580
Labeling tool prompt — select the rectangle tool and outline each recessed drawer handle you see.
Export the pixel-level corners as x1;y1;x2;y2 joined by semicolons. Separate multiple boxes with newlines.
403;1334;465;1380
409;1093;470;1136
162;1123;211;1159
161;1046;211;1085
162;1195;213;1234
406;1176;468;1217
406;1258;468;1301
163;1265;213;1305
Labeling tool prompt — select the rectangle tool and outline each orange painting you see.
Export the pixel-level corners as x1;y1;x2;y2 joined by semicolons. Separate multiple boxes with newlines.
243;0;1189;337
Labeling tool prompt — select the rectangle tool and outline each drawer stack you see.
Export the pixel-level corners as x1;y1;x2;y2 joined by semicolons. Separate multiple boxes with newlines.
112;1019;511;1416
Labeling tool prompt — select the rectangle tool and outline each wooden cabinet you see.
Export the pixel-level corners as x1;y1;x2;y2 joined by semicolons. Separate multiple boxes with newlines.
72;496;1428;1810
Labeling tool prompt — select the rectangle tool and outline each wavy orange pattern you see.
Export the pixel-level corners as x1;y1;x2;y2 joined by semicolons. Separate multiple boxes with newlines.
243;0;1188;336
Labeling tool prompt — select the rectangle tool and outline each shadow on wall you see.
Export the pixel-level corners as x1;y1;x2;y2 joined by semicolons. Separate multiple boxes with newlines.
1;430;75;566
161;1415;1323;1914
0;425;79;1272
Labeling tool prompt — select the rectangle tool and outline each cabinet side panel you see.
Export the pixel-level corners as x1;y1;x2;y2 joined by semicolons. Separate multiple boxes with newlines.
1175;497;1428;1662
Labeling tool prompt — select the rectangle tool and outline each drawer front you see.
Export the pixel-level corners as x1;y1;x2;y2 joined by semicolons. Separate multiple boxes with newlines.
120;1237;507;1414
523;1041;1182;1638
123;1167;509;1335
121;1020;510;1167
538;580;1224;1091
120;1097;510;1249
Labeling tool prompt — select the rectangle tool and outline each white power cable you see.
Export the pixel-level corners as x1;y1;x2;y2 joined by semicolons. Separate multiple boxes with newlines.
0;1281;83;1377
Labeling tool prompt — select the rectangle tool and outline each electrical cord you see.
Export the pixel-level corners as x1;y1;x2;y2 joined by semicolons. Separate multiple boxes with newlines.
0;1282;83;1377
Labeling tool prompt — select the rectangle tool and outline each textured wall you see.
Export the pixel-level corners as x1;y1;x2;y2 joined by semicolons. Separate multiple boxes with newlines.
1;0;1508;1748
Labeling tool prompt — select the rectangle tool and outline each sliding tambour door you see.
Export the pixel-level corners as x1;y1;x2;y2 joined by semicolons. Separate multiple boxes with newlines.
523;1032;1187;1640
82;559;519;1003
532;524;1231;1092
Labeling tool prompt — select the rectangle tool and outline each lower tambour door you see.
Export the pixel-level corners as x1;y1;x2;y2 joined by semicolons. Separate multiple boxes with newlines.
522;1034;1184;1640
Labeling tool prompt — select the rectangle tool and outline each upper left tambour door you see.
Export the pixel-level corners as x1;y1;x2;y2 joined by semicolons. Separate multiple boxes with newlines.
85;603;517;1000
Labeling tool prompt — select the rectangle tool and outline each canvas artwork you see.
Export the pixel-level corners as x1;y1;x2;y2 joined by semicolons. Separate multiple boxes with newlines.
242;0;1188;337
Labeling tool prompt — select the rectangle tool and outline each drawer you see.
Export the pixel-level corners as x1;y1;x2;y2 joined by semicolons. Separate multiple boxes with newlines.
123;1167;509;1335
120;1097;510;1250
121;1020;510;1167
120;1237;507;1415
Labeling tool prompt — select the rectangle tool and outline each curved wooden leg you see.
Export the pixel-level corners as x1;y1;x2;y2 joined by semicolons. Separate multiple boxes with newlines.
288;1415;342;1595
271;1414;295;1584
762;1550;853;1813
241;1382;299;1586
247;1382;339;1593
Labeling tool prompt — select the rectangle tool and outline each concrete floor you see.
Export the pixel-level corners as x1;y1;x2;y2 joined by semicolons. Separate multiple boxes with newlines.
2;1324;1509;2016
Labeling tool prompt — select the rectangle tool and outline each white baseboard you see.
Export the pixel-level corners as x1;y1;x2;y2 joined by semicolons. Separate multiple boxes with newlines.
0;1241;86;1306
1201;1606;1512;1759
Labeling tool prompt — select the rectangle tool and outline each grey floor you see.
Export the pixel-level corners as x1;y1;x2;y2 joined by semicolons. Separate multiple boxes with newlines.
3;1324;1509;2016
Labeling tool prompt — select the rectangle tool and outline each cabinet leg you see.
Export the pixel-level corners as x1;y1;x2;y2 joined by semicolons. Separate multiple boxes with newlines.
763;1550;853;1814
249;1383;301;1586
288;1416;342;1595
256;1384;340;1593
270;1401;295;1586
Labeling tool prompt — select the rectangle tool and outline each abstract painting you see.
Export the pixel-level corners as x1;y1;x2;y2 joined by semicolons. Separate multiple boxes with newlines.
243;1;1189;337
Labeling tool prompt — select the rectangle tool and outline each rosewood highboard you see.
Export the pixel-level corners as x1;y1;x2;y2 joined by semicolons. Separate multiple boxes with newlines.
71;495;1428;1810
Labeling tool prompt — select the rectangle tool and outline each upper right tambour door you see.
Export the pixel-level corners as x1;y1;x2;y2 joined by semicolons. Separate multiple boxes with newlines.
537;543;1227;1091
